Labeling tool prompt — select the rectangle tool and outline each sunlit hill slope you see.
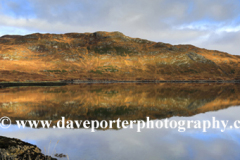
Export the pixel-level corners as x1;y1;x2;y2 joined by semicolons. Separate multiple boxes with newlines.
0;31;239;82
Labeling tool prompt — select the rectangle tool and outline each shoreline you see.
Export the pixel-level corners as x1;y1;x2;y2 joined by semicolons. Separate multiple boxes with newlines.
0;80;240;88
66;80;240;83
0;82;68;88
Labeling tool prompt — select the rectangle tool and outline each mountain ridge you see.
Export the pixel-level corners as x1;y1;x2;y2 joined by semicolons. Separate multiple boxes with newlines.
0;31;239;82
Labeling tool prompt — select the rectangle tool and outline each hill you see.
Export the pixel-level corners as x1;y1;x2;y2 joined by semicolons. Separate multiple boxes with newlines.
1;83;239;129
0;31;239;82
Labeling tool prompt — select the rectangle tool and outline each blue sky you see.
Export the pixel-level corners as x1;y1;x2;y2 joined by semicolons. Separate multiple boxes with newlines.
0;0;240;55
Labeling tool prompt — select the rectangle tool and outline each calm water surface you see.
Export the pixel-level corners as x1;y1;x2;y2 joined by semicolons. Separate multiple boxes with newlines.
0;83;240;160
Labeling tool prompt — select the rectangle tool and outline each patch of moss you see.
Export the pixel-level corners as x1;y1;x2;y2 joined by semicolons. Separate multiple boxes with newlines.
180;69;198;73
89;70;103;74
90;66;118;74
104;66;118;72
105;90;118;95
44;90;67;93
93;46;112;54
90;88;103;93
62;70;67;73
91;106;132;117
115;106;134;115
114;47;131;55
93;46;131;55
44;70;67;73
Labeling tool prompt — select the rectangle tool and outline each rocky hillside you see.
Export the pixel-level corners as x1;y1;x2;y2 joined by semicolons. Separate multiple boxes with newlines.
0;31;239;82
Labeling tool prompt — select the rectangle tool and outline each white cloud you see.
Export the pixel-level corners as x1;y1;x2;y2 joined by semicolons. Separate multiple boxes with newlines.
0;0;240;55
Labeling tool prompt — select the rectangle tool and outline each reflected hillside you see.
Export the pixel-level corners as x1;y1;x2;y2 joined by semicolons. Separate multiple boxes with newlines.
0;83;240;127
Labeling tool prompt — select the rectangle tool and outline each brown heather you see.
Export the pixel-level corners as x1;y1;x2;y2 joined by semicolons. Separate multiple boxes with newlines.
0;31;239;82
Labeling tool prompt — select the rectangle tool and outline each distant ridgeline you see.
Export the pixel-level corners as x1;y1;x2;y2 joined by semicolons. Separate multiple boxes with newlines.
0;31;239;82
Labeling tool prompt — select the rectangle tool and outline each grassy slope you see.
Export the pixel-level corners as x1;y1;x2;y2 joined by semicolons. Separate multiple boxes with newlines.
0;31;239;82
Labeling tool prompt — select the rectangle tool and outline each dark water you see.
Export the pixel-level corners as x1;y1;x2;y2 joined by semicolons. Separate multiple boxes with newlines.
0;83;240;160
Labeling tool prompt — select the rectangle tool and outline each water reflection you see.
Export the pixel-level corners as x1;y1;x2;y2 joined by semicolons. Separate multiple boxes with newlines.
0;83;240;159
0;83;240;127
1;106;240;160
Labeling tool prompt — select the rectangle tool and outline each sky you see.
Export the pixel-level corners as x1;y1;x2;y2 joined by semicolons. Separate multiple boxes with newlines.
0;0;240;55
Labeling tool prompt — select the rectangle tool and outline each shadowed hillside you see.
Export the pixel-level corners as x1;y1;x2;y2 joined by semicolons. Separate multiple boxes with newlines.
0;31;240;82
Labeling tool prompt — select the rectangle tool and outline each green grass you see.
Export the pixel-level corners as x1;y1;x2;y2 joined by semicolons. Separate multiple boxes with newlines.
114;47;131;55
44;70;67;73
90;66;118;74
94;46;112;54
89;70;103;74
105;90;118;95
93;46;131;55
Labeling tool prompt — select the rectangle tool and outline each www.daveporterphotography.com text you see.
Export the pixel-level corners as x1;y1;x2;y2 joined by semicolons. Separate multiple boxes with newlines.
1;116;240;133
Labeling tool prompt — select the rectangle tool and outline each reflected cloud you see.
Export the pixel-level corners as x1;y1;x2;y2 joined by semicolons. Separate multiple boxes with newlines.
1;106;240;159
1;84;240;159
1;83;240;129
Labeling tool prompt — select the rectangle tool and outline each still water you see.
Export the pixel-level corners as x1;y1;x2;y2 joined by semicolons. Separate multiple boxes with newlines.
0;83;240;160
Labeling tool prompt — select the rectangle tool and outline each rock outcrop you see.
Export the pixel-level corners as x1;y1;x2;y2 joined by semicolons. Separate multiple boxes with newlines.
0;136;56;160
